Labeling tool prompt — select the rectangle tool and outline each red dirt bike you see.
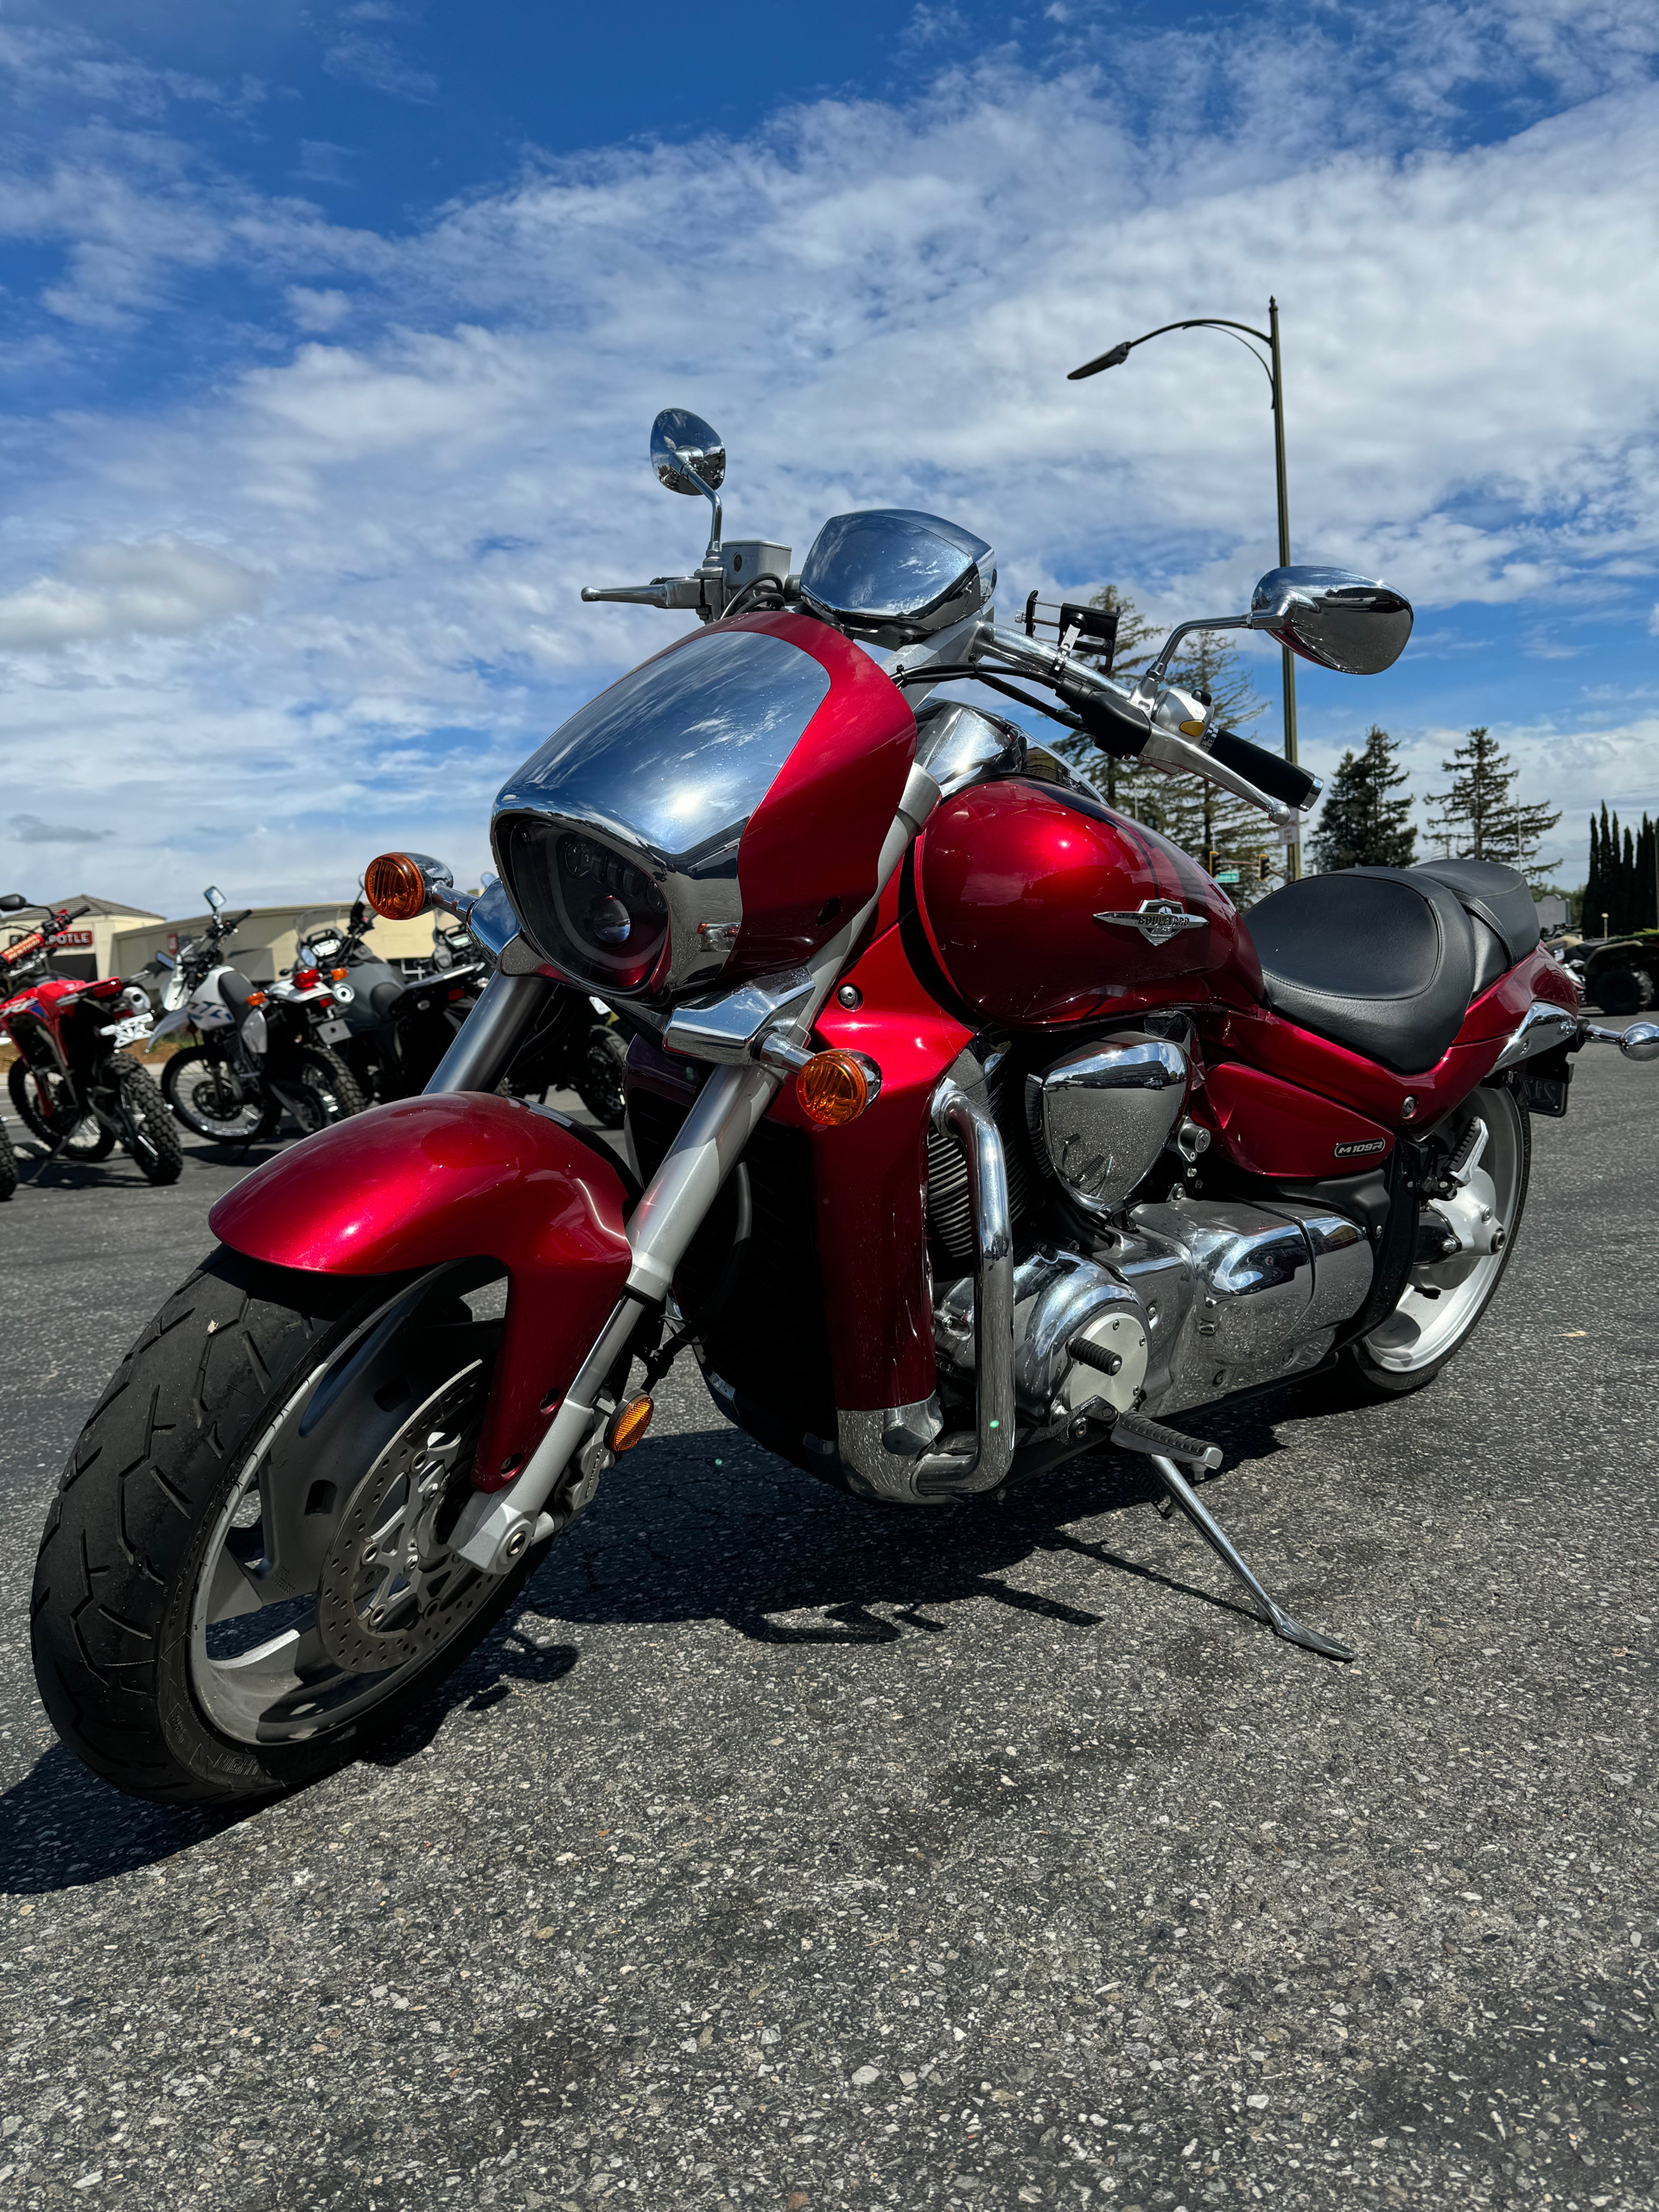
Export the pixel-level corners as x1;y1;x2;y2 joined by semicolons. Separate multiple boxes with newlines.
31;409;1659;1804
0;894;181;1186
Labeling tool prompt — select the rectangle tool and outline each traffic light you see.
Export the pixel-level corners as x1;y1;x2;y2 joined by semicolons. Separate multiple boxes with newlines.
1204;848;1221;878
1256;851;1275;882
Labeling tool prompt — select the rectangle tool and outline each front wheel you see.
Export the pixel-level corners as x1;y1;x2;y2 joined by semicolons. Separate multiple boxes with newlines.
8;1058;116;1159
1336;1080;1530;1400
0;1116;16;1200
111;1055;183;1184
31;1249;547;1805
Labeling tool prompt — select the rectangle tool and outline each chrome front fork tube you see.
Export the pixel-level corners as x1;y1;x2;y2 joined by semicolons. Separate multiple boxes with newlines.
424;967;556;1096
453;1060;779;1571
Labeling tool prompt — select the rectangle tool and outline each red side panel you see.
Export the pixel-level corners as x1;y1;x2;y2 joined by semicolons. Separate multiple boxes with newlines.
768;922;971;1413
731;611;917;976
208;1094;632;1491
1210;948;1576;1132
1198;1062;1394;1178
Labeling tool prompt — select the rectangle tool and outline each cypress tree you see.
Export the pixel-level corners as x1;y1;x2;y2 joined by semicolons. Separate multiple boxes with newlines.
1584;810;1604;934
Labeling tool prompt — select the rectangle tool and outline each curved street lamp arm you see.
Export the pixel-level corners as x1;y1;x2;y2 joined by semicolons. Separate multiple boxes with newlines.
1069;317;1275;394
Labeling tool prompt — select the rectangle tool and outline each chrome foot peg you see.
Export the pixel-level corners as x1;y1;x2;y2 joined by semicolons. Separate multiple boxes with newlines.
1109;1415;1354;1662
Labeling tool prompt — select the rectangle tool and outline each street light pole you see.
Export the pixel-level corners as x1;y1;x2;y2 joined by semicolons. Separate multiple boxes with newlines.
1070;300;1303;878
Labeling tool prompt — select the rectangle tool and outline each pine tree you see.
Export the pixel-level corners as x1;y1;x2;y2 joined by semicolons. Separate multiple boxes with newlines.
1425;727;1560;887
1308;726;1418;873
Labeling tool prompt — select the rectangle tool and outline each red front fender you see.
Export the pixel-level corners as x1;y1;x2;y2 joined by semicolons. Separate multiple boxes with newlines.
208;1095;632;1491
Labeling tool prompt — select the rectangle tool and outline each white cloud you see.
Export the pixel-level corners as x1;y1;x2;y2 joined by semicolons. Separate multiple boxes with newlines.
0;540;263;652
0;5;1655;909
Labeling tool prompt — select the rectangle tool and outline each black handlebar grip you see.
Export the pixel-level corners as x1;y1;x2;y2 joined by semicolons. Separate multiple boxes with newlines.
60;899;92;923
1206;729;1320;812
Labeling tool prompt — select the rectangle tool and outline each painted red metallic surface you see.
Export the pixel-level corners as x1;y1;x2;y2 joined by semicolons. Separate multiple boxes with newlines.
1198;1061;1395;1178
1207;949;1574;1132
769;920;971;1412
208;1094;632;1492
727;610;917;977
916;779;1260;1026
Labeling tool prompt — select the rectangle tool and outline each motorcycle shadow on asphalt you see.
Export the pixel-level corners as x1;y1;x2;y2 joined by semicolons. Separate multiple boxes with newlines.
0;1394;1309;1895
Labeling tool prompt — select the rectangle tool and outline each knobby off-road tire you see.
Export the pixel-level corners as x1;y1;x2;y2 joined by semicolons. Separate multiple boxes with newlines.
7;1058;116;1160
1332;1080;1531;1403
575;1025;629;1129
0;1115;16;1200
257;1044;366;1139
31;1248;545;1807
111;1054;183;1185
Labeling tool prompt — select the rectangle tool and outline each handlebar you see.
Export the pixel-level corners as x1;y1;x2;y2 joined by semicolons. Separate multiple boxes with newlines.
1205;730;1321;813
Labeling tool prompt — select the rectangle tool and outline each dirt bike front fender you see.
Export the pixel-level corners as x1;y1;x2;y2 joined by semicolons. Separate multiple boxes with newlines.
208;1093;633;1491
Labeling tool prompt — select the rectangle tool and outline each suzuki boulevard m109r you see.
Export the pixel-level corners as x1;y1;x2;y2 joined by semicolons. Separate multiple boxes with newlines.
33;409;1659;1804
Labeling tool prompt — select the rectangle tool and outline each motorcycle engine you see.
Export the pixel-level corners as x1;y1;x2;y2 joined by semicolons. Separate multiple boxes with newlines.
926;1030;1378;1440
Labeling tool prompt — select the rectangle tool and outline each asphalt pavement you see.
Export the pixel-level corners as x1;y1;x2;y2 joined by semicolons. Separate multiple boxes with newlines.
0;1050;1654;2212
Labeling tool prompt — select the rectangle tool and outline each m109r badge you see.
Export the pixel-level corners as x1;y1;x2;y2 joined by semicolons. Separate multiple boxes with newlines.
1332;1137;1389;1157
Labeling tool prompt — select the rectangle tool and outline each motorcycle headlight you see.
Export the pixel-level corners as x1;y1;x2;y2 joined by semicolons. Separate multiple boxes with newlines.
499;821;671;995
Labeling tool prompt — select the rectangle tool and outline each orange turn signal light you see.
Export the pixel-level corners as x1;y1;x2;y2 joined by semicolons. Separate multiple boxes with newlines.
795;1048;874;1128
331;966;349;982
364;851;428;922
247;990;268;1007
607;1395;655;1454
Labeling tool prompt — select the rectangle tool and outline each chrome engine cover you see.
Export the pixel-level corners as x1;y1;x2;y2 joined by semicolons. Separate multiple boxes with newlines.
1119;1194;1375;1415
936;1246;1148;1427
1035;1033;1188;1217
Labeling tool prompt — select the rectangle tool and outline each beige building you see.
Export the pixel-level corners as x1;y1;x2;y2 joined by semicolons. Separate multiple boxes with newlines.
111;901;454;986
1;894;166;983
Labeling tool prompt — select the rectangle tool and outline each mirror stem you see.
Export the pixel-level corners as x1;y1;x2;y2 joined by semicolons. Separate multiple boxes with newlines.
671;450;723;561
1268;297;1300;878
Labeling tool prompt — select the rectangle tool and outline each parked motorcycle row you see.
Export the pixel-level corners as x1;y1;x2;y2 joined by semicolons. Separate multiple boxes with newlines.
22;401;1659;1810
0;878;627;1197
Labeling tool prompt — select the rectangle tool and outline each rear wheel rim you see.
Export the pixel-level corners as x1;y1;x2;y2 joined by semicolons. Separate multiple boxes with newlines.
175;1058;262;1140
188;1270;507;1745
1361;1084;1525;1374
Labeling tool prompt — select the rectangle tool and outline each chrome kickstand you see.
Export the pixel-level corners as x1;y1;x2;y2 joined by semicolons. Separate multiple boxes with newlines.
1107;1411;1353;1660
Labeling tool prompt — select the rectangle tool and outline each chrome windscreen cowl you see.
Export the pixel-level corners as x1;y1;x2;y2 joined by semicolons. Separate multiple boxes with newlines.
493;624;833;1001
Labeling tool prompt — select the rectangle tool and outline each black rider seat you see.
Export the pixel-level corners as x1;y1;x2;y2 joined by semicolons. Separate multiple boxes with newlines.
1243;868;1478;1075
217;967;261;1012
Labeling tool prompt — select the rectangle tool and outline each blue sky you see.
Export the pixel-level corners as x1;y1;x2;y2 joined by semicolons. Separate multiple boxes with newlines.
2;0;1656;910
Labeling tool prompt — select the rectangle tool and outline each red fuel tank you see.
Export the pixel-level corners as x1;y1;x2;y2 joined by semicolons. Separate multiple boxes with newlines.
915;777;1261;1027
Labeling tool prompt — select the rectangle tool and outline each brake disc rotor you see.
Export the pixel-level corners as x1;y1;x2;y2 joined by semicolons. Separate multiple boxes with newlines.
317;1361;498;1672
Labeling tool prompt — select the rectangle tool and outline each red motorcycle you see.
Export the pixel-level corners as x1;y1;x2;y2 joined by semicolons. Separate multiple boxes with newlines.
1;893;181;1185
31;409;1658;1804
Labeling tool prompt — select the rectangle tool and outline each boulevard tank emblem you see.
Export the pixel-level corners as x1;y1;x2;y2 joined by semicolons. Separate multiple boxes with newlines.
1094;898;1209;947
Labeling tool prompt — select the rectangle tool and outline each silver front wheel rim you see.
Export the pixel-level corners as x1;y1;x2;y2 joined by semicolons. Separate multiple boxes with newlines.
1361;1084;1525;1374
188;1271;507;1745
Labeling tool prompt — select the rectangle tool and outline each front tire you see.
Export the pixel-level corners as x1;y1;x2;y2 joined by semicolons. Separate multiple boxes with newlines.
1336;1080;1530;1400
111;1055;183;1184
0;1116;16;1200
31;1249;546;1805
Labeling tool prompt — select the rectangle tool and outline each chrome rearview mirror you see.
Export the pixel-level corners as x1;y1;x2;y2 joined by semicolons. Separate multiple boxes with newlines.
203;884;226;911
1247;566;1414;675
651;409;726;498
